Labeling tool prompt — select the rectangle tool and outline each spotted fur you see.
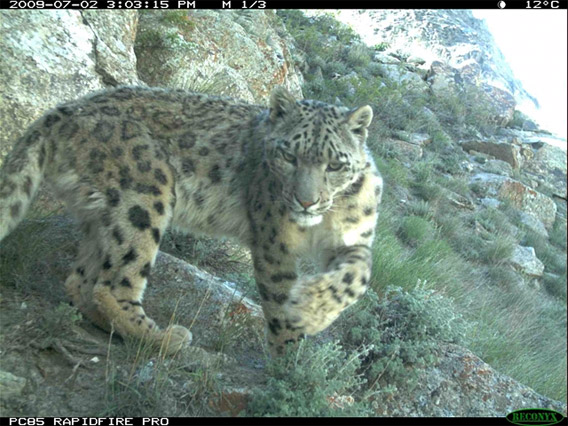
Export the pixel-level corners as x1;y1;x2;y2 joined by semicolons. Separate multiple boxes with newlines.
0;86;383;356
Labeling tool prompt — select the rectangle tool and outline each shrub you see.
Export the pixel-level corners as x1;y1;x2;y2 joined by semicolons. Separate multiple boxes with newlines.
373;42;390;51
246;340;373;416
398;215;435;246
339;285;468;397
522;230;566;275
412;181;443;202
487;265;521;288
346;44;372;68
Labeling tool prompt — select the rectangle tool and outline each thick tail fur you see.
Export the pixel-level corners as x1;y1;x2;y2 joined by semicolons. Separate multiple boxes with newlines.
0;124;47;242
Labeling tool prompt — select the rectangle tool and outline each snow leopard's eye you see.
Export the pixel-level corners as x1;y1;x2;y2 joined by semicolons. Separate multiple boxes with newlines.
279;148;297;165
326;162;344;172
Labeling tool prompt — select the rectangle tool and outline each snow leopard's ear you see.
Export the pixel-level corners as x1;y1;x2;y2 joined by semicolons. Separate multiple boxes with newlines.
347;105;373;142
269;86;298;122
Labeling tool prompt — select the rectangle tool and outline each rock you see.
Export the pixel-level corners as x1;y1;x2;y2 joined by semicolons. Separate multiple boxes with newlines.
518;211;549;238
477;159;514;177
384;138;423;161
510;245;545;277
445;190;475;210
380;64;429;92
147;251;264;349
135;10;304;104
81;11;140;86
373;52;401;64
0;370;26;401
375;343;566;416
407;55;426;65
480;197;501;209
470;173;557;229
393;131;432;146
209;387;251;416
523;143;567;200
426;61;458;96
480;83;516;126
460;140;522;169
0;10;139;158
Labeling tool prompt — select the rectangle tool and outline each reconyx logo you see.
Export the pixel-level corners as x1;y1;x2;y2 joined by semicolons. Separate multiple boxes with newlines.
506;408;565;426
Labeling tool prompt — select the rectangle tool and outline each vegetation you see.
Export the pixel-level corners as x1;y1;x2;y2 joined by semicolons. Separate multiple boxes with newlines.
277;9;567;403
0;9;565;417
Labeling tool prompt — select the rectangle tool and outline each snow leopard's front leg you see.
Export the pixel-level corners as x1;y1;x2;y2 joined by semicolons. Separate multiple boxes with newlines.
251;245;306;356
280;168;381;343
284;244;373;336
253;241;374;356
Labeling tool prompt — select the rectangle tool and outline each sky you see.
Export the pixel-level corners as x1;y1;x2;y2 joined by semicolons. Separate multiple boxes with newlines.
472;10;567;140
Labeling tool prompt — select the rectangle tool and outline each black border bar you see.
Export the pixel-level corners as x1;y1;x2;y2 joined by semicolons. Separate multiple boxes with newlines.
1;0;567;9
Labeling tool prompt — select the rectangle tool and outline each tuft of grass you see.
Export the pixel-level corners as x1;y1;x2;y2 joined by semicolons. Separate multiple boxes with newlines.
480;234;515;266
159;10;196;32
407;199;432;219
371;207;463;294
103;333;220;417
346;44;372;68
549;217;567;250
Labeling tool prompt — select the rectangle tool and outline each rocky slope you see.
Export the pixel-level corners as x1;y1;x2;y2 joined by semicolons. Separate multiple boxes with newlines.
320;9;539;126
0;9;566;417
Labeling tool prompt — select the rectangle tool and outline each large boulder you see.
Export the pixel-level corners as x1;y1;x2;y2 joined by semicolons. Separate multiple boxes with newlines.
460;139;522;169
471;173;557;229
135;10;304;104
0;10;140;161
510;245;545;277
523;143;568;200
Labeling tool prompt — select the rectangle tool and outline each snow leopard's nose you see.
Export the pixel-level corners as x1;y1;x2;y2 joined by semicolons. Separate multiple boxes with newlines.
295;194;319;209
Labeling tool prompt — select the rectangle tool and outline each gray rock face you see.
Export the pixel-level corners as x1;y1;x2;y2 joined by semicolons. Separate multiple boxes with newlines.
135;10;304;104
523;143;568;200
376;344;566;416
0;370;26;401
81;10;141;86
510;245;545;277
0;10;139;159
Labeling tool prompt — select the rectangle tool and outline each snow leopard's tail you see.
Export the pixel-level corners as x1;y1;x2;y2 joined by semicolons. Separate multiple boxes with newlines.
0;121;48;242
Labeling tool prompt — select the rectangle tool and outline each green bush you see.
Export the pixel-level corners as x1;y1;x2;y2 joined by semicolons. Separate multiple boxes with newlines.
246;340;373;416
476;208;518;238
339;285;468;397
398;215;435;246
346;44;372;68
487;265;520;288
373;42;390;51
412;181;444;202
